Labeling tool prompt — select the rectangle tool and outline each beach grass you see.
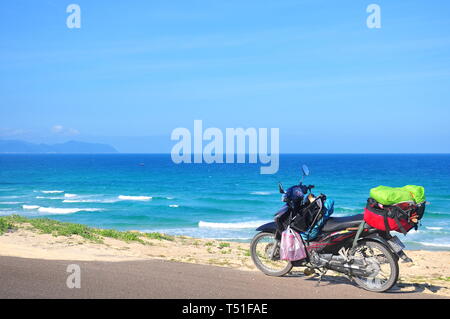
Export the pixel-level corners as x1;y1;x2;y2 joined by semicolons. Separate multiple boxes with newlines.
95;228;145;244
218;242;230;249
0;218;14;235
0;215;174;244
143;232;175;241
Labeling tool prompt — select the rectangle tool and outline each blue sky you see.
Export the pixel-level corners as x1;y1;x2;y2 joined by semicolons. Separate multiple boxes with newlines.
1;0;450;152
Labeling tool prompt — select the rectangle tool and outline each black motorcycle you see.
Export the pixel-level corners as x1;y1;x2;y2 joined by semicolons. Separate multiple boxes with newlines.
250;165;415;292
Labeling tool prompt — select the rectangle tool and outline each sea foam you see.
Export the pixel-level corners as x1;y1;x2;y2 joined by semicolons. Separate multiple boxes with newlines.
118;195;152;201
23;205;40;210
63;198;119;203
37;207;103;214
198;220;270;229
250;191;272;195
425;226;443;230
419;242;450;248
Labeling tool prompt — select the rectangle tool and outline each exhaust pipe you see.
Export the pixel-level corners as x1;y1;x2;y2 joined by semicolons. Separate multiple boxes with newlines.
327;261;371;277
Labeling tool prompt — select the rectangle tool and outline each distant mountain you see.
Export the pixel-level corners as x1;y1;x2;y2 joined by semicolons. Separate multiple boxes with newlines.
0;140;118;153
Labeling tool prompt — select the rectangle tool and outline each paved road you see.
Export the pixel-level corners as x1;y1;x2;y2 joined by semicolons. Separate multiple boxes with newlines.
0;256;442;299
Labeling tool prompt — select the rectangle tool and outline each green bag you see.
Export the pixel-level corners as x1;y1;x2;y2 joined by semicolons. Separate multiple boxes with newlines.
369;185;426;205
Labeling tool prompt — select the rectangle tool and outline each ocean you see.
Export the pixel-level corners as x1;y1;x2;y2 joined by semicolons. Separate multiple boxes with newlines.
0;154;449;251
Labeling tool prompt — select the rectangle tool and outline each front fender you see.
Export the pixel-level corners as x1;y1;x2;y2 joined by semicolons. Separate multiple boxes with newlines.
256;222;277;233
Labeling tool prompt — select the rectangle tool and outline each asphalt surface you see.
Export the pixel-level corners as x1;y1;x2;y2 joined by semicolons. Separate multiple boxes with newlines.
0;256;442;299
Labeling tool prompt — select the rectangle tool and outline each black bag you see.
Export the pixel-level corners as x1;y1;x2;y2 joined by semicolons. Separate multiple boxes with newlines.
290;196;324;233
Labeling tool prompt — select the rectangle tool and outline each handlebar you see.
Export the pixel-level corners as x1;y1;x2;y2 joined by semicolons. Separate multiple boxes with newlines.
299;184;314;195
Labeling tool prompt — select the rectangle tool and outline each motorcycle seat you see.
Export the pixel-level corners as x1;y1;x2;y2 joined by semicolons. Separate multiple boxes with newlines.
321;214;364;232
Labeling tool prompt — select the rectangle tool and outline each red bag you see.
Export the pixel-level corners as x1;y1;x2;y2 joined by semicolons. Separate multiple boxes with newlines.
363;199;424;234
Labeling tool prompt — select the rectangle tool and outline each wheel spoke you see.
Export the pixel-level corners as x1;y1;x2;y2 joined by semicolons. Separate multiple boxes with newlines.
351;241;398;292
252;233;291;273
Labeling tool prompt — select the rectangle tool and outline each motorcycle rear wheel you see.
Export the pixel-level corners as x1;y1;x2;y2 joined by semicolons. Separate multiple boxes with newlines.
350;240;399;292
250;232;293;276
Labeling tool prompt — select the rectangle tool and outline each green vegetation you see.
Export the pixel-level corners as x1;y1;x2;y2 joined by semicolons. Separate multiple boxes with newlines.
0;218;14;235
95;228;145;244
0;215;175;244
218;242;230;249
0;215;101;242
208;258;230;266
143;232;175;241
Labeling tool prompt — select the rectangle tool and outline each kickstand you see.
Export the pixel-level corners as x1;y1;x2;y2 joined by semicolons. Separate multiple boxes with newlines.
316;268;328;287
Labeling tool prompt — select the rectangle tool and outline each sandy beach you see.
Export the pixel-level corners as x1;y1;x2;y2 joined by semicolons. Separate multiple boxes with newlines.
0;217;449;298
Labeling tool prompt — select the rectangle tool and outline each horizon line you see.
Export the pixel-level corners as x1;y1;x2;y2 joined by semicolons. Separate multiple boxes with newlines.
1;152;450;155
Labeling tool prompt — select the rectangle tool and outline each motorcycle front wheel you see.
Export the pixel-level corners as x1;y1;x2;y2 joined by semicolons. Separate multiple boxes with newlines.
350;240;399;292
250;231;293;276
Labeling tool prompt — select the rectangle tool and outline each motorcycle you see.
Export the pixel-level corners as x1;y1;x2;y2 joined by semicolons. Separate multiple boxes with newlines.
250;165;416;292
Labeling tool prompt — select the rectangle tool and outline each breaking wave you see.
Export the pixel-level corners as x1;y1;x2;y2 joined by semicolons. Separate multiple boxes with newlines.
418;242;450;248
425;226;443;230
118;195;152;201
63;198;119;203
198;220;269;229
37;207;103;214
22;205;40;210
21;204;103;214
250;191;272;195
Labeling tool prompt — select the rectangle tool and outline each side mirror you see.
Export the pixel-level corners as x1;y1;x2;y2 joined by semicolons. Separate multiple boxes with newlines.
302;164;310;177
278;182;285;194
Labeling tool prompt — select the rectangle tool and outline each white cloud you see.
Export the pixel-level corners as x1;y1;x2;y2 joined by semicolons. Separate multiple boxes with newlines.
0;128;28;137
51;125;80;136
67;128;80;135
52;125;64;133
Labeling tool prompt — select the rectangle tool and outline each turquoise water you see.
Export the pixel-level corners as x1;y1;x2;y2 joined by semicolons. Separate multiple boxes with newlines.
0;154;449;251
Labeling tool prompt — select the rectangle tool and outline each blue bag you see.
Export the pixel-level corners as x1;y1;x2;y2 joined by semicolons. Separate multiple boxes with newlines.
301;198;334;241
